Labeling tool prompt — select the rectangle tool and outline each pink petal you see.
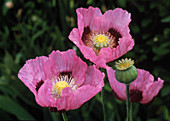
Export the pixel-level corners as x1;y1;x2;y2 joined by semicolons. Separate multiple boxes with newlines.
37;79;54;107
18;56;48;106
59;65;104;110
71;54;87;86
99;47;113;62
56;87;74;111
49;50;76;72
83;65;105;88
112;36;134;60
69;28;83;47
70;85;101;110
38;79;75;111
49;49;87;86
130;69;154;90
43;59;60;79
18;56;48;105
91;10;114;31
77;6;102;35
106;67;126;100
140;78;164;104
110;8;131;35
79;45;107;68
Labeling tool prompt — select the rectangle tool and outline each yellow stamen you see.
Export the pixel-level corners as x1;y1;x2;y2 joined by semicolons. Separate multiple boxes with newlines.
54;81;70;95
115;58;134;70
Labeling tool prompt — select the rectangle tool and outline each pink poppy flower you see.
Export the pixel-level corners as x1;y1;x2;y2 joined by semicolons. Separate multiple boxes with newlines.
18;49;104;111
69;6;134;68
106;67;164;104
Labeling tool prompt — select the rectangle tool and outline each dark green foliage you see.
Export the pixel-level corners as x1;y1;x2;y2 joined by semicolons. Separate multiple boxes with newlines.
0;0;170;120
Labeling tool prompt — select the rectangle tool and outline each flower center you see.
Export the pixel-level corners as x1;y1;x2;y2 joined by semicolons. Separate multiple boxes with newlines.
115;58;134;70
54;81;70;95
82;27;122;55
51;74;77;99
92;34;110;48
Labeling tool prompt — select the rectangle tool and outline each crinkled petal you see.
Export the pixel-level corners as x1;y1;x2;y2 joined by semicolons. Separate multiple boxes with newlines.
90;10;113;31
37;79;54;107
99;47;113;63
106;66;126;100
109;8;131;35
80;45;107;68
49;49;87;86
38;79;75;111
56;87;74;111
59;65;104;111
112;36;134;60
72;57;87;86
18;56;48;106
70;85;101;110
70;33;108;68
90;16;109;31
84;65;104;88
130;69;154;90
68;65;104;110
49;50;75;72
43;59;60;79
77;6;102;35
140;78;164;104
69;28;83;47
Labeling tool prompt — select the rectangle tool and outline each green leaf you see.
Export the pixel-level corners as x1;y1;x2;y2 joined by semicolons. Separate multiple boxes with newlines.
161;16;170;23
161;86;170;96
141;18;152;28
86;0;94;5
31;29;47;46
147;119;161;121
2;5;8;15
52;0;56;7
117;0;126;7
0;95;35;120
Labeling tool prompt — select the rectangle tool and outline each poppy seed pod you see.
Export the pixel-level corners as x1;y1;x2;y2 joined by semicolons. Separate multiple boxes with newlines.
115;58;137;84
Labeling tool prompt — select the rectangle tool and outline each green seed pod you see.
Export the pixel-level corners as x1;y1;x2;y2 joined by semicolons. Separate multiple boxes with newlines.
115;58;138;84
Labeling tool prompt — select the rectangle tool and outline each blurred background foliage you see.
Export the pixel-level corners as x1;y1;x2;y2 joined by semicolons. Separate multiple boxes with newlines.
0;0;170;121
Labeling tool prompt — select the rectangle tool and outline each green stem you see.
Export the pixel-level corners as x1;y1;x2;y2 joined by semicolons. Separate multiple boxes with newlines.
62;112;68;121
130;102;133;121
126;84;130;121
101;89;106;121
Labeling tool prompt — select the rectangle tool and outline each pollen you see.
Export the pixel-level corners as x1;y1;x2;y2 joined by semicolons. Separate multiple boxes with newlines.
115;58;134;70
54;81;70;95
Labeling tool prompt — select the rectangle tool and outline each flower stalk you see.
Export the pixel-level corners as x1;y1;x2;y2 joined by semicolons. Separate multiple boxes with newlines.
62;112;68;121
101;89;106;121
126;84;130;121
130;102;133;121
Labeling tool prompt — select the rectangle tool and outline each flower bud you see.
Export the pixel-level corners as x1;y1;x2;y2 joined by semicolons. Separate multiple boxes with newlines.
115;58;138;84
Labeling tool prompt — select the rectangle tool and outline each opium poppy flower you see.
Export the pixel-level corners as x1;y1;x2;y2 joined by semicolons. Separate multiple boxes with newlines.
69;6;134;68
106;66;164;104
18;49;104;111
